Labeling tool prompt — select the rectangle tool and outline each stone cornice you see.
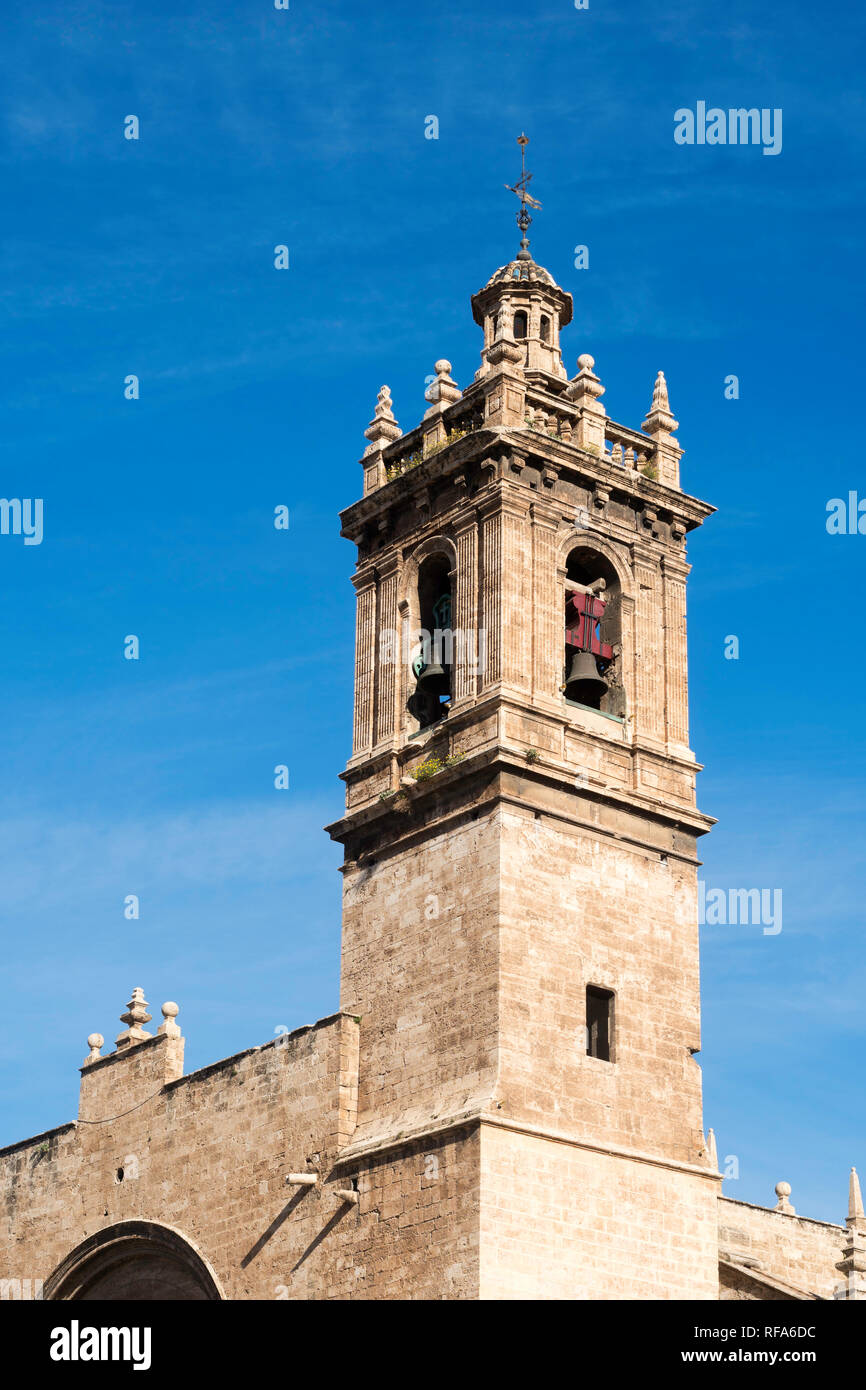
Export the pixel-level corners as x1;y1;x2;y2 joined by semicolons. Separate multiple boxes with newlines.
338;691;706;784
332;1105;721;1183
340;423;714;551
326;739;714;854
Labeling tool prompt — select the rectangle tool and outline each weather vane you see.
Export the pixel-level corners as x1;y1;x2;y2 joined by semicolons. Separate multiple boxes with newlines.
504;132;541;257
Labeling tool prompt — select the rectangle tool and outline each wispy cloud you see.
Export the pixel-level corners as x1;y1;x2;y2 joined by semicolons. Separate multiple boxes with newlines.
0;798;338;922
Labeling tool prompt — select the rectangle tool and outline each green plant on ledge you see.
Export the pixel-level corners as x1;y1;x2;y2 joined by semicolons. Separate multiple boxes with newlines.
385;450;423;481
378;788;409;813
410;750;465;781
639;461;658;481
410;755;445;781
427;425;469;457
525;748;541;764
384;425;473;483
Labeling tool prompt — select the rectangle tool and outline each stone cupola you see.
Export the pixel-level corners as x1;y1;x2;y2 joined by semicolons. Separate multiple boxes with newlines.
471;253;573;382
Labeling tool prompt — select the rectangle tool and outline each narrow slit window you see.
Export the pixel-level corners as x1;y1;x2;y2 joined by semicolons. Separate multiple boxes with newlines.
513;310;527;339
586;986;614;1061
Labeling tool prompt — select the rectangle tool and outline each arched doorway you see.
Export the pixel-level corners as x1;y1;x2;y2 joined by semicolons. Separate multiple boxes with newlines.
45;1220;225;1301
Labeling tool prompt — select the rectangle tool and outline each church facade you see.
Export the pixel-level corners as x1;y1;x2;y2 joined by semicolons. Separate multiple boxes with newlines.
0;235;861;1301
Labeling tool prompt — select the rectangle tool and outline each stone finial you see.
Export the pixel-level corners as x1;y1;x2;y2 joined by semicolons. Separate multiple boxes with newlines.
157;1000;182;1038
424;359;462;415
706;1128;719;1171
115;987;153;1050
84;1032;104;1066
774;1180;796;1215
837;1168;866;1299
641;369;679;438
563;353;606;454
568;354;605;401
652;369;670;412
848;1167;866;1230
372;384;396;421
641;369;682;488
363;385;402;457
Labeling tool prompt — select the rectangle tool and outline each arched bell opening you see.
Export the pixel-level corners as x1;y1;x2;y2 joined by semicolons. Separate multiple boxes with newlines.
563;548;624;718
409;553;453;729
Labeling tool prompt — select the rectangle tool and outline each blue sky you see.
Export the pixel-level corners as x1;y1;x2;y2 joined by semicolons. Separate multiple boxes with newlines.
0;0;863;1226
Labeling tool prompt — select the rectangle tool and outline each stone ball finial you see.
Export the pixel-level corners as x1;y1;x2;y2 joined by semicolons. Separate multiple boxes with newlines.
423;359;461;414
577;353;595;371
158;1000;182;1038
84;1032;104;1065
774;1180;795;1214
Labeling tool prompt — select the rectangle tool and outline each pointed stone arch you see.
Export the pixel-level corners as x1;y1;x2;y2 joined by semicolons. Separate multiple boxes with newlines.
44;1220;226;1302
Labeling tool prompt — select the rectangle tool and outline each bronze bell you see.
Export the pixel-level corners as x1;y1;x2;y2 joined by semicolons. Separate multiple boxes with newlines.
416;659;450;698
564;650;608;705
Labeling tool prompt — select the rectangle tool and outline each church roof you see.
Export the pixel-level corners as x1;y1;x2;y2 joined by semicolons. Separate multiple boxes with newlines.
471;249;573;327
481;256;559;289
718;1258;822;1301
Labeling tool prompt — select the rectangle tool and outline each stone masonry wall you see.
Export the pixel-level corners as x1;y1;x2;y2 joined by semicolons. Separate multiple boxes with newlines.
479;1123;720;1299
496;801;708;1167
0;1014;481;1300
339;806;502;1148
719;1196;846;1301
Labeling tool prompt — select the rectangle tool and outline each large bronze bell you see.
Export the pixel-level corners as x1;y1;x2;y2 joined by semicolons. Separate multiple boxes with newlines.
416;659;450;698
564;650;608;705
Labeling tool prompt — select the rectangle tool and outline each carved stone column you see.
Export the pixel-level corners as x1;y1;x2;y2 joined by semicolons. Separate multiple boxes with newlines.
663;557;690;752
479;498;503;690
530;500;562;704
374;555;400;747
502;493;531;692
634;554;665;746
352;566;377;755
452;510;480;708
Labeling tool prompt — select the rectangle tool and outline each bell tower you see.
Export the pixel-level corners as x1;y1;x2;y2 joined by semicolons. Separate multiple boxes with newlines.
327;149;720;1299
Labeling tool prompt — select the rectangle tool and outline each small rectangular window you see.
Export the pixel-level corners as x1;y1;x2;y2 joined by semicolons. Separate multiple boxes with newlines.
586;986;614;1061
